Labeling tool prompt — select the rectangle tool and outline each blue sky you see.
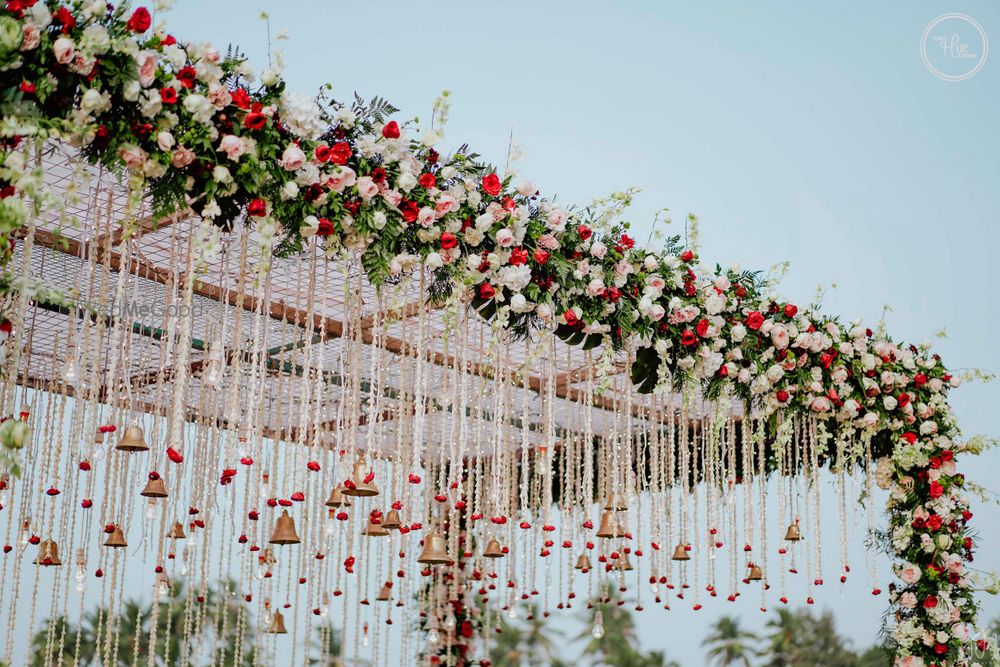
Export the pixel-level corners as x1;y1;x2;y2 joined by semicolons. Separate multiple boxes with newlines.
162;1;1000;662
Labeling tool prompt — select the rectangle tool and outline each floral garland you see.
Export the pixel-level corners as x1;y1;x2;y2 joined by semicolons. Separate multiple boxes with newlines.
0;2;988;664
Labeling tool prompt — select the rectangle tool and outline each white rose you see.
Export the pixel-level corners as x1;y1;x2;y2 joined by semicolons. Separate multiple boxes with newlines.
53;36;75;65
516;180;535;196
590;241;607;259
425;252;444;269
397;172;417;193
280;181;299;200
156;131;175;151
372;211;387;230
212;165;231;183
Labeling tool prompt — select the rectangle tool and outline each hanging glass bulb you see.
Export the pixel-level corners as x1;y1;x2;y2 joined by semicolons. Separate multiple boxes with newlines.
444;614;456;630
325;520;336;537
592;610;605;639
145;498;157;519
237;437;250;459
427;628;440;647
63;346;79;386
362;623;370;648
0;489;8;507
203;346;224;387
156;576;169;597
507;605;517;619
650;582;659;595
256;564;268;580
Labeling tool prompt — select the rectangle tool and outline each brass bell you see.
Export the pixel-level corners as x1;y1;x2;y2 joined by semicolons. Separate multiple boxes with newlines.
574;553;592;572
265;610;288;634
116;425;149;452
747;563;763;581
140;473;168;498
269;510;301;545
613;553;633;571
604;492;628;511
417;532;450;565
362;521;389;537
671;542;690;561
595;511;624;539
104;524;128;548
381;509;401;530
483;538;504;558
34;539;62;566
324;484;351;508
167;522;186;539
784;521;802;542
341;455;379;497
376;583;392;602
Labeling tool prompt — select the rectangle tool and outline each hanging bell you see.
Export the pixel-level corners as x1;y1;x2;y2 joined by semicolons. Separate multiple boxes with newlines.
167;522;186;539
613;553;633;571
376;583;392;602
417;532;450;565
381;509;401;530
104;524;128;548
784;521;802;542
748;563;763;581
34;539;62;566
341;455;379;497
269;510;301;545
324;484;352;508
265;610;288;634
671;542;690;561
117;425;149;452
362;521;389;537
574;553;592;572
483;538;504;559
595;510;617;539
140;473;168;498
604;492;628;511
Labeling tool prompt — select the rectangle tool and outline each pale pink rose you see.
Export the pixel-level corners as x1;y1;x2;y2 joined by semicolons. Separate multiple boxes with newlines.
53;36;75;65
590;241;607;259
897;653;923;667
118;145;147;170
898;564;921;585
516;180;535;196
912;505;930;522
614;260;632;278
900;592;918;609
586;277;605;297
202;45;220;63
538;234;559;250
382;189;402;207
171;146;195;168
809;396;832;413
495;229;515;248
326;166;356;193
207;86;232;110
434;193;458;217
547;207;566;229
156;131;175;152
771;324;789;350
646;275;666;291
646;304;665;321
218;135;245;161
356;176;379;200
280;143;306;171
21;24;40;51
137;51;157;88
489;202;508;222
416;206;436;227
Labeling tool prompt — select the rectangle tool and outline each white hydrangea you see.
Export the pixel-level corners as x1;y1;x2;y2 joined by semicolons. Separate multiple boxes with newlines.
280;92;325;140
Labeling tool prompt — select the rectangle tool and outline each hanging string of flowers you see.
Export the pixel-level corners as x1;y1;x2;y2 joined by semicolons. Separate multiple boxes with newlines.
0;2;990;664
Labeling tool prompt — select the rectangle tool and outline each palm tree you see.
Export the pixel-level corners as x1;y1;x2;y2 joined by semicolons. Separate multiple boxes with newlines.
576;593;679;667
703;616;758;666
488;604;564;666
762;608;802;667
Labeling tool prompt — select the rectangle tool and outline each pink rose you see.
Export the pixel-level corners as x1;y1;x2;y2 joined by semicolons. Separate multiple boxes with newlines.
590;241;607;259
207;86;233;110
137;51;157;88
356;176;378;200
646;275;666;291
898;564;921;585
280;143;306;171
771;324;789;350
495;228;515;248
538;234;559;250
381;189;402;207
586;277;605;297
325;166;356;193
416;206;436;227
809;396;832;413
118;145;147;170
171;146;195;168
434;193;458;216
21;24;40;51
547;207;566;229
53;36;75;65
646;304;665;322
218;135;245;161
516;180;535;196
900;592;917;609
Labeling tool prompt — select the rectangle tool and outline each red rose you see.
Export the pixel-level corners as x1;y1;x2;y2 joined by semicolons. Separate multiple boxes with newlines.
418;173;436;189
400;200;419;223
479;283;495;300
783;303;798;318
681;329;698;347
316;218;334;236
54;7;76;33
461;620;474;639
440;232;457;250
126;7;152;33
509;248;529;266
533;249;550;265
482;173;502;196
695;318;710;337
577;224;592;240
244;112;266;131
382;121;400;139
247;199;267;217
680;250;694;262
776;390;790;403
160;87;178;104
177;66;197;89
929;481;944;499
923;595;939;609
902;431;917;444
329;142;352;165
314;144;331;162
746;311;765;330
926;514;942;531
18;81;35;95
231;88;250;109
897;393;910;407
564;310;581;327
